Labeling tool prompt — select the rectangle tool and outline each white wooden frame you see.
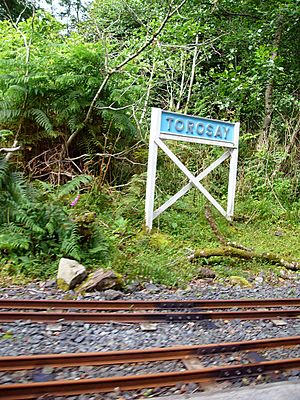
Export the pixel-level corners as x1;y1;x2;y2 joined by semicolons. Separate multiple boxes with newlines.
145;108;240;231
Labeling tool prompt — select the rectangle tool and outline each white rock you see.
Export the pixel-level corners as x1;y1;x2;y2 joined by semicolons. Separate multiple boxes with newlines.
57;258;87;290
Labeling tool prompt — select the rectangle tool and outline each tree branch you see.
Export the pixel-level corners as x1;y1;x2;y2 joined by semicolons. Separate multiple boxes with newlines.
191;246;300;271
0;146;21;153
65;0;188;149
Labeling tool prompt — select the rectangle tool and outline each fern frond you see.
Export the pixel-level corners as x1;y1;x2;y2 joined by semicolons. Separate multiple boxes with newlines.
0;100;14;110
29;109;53;133
61;225;81;260
33;180;54;194
57;175;92;198
8;84;27;94
8;171;31;206
0;108;21;121
0;157;9;188
68;117;84;133
15;210;44;234
0;224;30;251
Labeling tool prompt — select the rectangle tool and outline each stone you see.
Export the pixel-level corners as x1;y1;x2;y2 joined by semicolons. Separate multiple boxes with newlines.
271;319;287;327
44;280;56;288
126;281;142;293
198;267;216;279
104;289;123;300
275;230;284;236
140;323;157;331
279;269;294;280
255;276;264;284
56;258;87;290
144;283;160;292
78;269;122;292
228;276;252;288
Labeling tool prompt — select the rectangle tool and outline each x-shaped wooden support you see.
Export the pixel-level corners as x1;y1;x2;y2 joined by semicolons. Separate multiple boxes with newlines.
153;138;231;219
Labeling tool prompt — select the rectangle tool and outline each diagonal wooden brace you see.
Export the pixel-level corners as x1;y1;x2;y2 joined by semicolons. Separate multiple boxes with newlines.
153;149;231;219
155;138;229;219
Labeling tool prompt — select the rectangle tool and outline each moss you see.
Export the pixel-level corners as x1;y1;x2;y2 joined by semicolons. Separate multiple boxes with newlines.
228;275;252;287
56;278;70;291
149;232;172;249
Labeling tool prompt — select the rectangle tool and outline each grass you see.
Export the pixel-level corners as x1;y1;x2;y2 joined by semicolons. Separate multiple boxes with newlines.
1;179;300;288
104;188;300;287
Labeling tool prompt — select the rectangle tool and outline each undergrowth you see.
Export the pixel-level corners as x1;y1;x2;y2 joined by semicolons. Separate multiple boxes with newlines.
1;153;300;287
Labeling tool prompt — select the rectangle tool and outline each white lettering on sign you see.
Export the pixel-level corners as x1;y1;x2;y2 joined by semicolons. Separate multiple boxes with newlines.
165;117;230;140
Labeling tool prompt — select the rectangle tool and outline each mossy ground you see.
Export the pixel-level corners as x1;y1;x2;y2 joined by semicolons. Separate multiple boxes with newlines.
106;190;300;287
1;185;299;288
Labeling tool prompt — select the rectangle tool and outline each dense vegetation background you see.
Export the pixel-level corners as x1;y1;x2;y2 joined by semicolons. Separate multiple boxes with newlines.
0;0;299;286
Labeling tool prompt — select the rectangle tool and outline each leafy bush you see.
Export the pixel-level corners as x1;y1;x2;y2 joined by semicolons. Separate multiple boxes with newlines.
0;158;112;278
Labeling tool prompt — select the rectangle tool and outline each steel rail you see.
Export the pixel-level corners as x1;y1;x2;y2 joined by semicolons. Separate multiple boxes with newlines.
0;309;299;323
1;336;299;371
0;357;299;399
0;298;300;310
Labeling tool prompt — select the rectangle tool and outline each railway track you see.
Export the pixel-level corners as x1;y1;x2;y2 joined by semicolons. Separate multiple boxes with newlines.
0;297;300;323
0;297;299;309
0;336;299;399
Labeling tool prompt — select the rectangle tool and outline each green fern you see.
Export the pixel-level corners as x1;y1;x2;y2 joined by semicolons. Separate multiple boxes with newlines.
15;210;44;234
0;108;22;121
57;175;92;198
0;224;30;251
61;225;82;260
28;109;53;133
0;157;9;188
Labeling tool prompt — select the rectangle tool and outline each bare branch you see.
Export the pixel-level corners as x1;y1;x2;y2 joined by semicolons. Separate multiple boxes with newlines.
5;5;35;161
0;146;21;153
94;104;134;111
66;0;188;149
184;34;199;113
139;62;156;125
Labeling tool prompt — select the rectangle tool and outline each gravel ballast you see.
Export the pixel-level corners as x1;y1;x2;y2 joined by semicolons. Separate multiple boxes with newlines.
0;280;299;399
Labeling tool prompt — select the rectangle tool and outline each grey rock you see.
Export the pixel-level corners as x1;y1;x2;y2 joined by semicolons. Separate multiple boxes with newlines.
46;324;63;332
44;279;56;288
79;269;121;292
198;267;216;279
57;258;87;290
126;281;142;292
144;283;160;292
32;371;54;382
104;289;123;300
275;230;284;236
75;335;85;343
255;276;264;284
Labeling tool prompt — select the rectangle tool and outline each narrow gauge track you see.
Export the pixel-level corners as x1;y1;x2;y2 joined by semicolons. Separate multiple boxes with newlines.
1;298;300;323
0;309;299;323
0;336;299;399
0;298;300;310
1;336;300;370
0;359;299;399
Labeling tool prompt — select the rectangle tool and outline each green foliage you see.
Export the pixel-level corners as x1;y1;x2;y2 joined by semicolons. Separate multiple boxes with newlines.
0;160;112;278
0;0;300;286
0;0;35;21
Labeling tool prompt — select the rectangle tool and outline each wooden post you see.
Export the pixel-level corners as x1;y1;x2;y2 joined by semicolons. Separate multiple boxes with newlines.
227;122;240;218
145;108;161;231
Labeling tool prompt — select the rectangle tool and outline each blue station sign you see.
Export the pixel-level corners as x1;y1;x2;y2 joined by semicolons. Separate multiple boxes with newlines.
160;110;235;145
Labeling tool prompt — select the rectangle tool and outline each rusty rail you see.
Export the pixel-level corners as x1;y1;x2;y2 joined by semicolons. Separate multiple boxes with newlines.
0;358;299;399
0;309;299;323
0;298;299;310
1;336;299;371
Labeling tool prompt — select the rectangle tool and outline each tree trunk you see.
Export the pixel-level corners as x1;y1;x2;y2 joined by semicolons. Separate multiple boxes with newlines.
257;17;284;149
